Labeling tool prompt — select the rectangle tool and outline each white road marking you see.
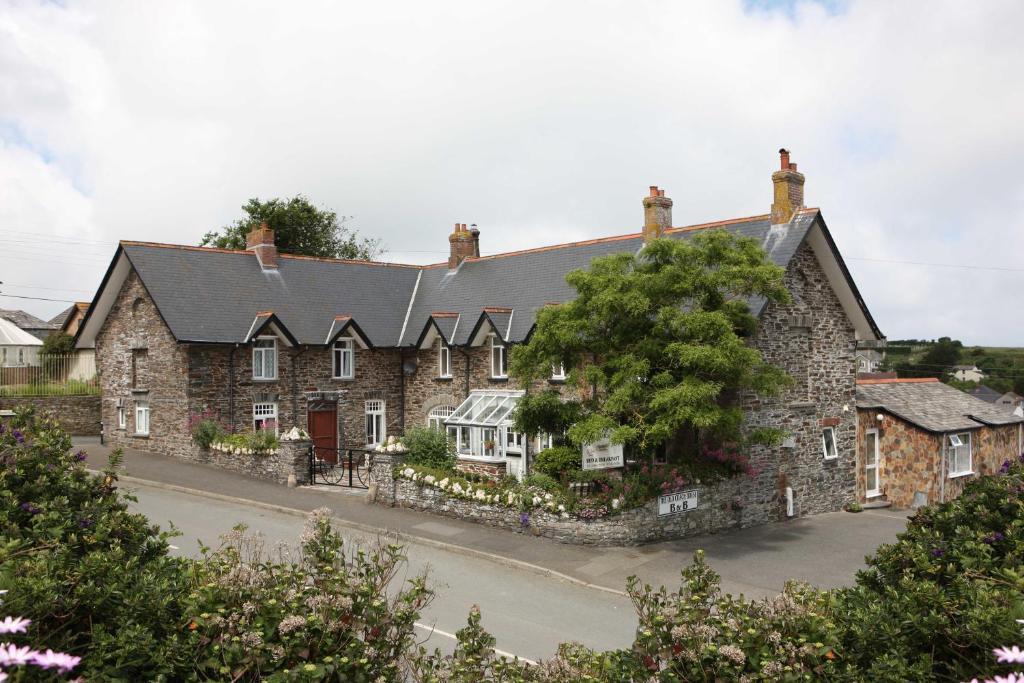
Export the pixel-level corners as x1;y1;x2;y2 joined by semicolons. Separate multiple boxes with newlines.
414;622;537;665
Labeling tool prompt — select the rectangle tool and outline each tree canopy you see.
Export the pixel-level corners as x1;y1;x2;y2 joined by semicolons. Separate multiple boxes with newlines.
510;231;793;458
200;195;382;260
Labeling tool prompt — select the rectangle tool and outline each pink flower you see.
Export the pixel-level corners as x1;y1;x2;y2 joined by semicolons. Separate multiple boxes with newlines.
0;617;29;635
0;642;37;666
995;646;1024;664
31;648;82;672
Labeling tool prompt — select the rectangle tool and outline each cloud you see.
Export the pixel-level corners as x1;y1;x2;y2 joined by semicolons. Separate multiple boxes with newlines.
0;0;1021;344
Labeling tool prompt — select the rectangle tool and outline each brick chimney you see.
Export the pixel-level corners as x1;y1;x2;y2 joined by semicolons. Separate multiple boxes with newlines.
642;186;673;242
448;223;476;269
770;148;805;224
246;221;279;269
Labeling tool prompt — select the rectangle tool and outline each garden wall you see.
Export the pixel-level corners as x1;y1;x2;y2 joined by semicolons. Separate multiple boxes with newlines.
0;395;101;435
191;439;313;486
370;453;751;546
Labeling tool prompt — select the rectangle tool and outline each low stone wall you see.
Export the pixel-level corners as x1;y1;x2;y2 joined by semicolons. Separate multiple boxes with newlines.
0;395;101;435
371;454;756;546
455;458;506;478
191;440;313;486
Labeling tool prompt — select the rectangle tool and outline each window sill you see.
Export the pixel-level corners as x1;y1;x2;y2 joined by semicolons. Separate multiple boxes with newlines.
132;433;150;439
948;471;974;479
822;455;838;461
866;491;884;499
252;378;279;383
435;376;453;382
331;377;355;382
488;377;509;383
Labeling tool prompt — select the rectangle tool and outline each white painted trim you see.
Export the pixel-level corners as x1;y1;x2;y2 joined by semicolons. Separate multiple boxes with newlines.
805;223;880;342
505;309;514;341
398;269;421;346
76;251;132;349
864;427;881;497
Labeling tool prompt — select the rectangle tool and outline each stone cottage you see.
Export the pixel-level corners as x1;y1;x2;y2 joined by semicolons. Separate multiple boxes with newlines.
76;150;884;523
855;377;1023;508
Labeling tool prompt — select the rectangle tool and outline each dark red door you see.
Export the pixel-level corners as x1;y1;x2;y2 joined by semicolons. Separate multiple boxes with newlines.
308;408;338;464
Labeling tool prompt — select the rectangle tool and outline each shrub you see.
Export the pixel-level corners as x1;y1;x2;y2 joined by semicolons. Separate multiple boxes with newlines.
532;446;581;479
183;510;432;681
190;418;224;449
402;426;455;470
834;455;1024;682
0;408;191;680
522;472;560;493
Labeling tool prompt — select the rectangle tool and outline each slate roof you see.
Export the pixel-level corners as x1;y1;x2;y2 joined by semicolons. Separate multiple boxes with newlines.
856;378;1024;432
968;385;1003;403
83;208;870;348
0;309;56;331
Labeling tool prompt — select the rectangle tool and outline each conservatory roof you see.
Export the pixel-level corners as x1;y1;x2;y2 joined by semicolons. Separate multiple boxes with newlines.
0;317;44;346
445;390;524;427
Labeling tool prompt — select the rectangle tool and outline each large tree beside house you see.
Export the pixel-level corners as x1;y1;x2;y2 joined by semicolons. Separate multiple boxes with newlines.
510;230;793;459
200;195;382;260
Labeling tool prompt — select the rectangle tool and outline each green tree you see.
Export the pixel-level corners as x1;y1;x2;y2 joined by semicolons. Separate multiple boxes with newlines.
201;195;382;260
41;331;75;355
920;336;963;371
510;232;792;459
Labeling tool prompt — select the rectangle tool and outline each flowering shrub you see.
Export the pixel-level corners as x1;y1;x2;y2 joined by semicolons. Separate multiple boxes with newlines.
189;408;226;449
401;426;455;470
0;407;190;679
0;589;81;680
211;430;281;456
182;509;432;681
397;464;573;516
374;435;409;454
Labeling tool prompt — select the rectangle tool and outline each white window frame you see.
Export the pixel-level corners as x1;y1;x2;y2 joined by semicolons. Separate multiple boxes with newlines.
253;402;279;435
135;400;150;436
490;334;507;379
427;405;455;431
821;427;838;460
17;348;24;365
117;404;126;430
947;431;973;477
252;337;278;380
864;428;881;497
332;338;355;379
551;363;566;380
438;340;452;378
365;400;385;447
504;428;524;453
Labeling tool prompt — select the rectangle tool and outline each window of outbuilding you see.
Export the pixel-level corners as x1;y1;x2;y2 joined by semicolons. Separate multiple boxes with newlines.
948;432;973;477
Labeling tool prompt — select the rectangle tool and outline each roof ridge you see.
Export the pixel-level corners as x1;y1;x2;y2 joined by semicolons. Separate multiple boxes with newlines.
420;213;773;268
120;240;423;269
856;377;940;385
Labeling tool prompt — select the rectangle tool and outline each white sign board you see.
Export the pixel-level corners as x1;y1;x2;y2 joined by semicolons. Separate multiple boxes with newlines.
658;489;699;516
582;438;624;470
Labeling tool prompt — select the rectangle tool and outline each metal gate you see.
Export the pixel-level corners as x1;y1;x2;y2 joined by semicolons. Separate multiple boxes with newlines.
309;446;372;489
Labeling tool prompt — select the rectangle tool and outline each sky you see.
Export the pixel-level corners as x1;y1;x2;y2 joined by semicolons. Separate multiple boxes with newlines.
1;0;1022;345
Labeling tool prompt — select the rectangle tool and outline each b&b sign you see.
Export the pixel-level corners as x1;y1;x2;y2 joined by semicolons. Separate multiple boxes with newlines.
582;438;624;471
658;489;699;517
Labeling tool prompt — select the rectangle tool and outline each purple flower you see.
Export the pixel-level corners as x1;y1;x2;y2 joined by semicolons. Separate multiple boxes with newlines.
12;430;23;444
0;643;37;666
30;648;81;672
73;450;87;462
984;532;1006;545
18;502;41;515
0;616;30;634
519;512;530;527
78;517;93;529
995;645;1024;664
1000;460;1012;474
931;548;945;558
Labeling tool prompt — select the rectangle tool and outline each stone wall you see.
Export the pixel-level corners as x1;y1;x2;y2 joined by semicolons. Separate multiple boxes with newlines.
0;395;101;435
374;455;748;546
739;241;859;524
193;439;312;486
95;270;192;459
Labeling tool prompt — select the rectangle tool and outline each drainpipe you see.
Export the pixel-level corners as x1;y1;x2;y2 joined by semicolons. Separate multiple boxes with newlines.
228;345;236;433
291;347;300;428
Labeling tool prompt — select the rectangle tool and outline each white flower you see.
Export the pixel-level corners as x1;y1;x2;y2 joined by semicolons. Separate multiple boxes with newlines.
424;475;435;484
560;512;569;519
532;496;541;506
544;493;553;501
476;490;487;501
558;504;565;512
403;467;414;478
453;483;463;494
438;478;449;489
612;498;621;509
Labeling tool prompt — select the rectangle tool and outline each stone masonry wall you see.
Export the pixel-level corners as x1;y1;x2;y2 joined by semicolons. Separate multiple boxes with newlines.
740;241;859;525
0;396;101;435
95;270;192;459
193;439;312;485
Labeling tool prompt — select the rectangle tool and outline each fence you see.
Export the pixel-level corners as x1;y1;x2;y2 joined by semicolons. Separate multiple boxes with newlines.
0;352;99;397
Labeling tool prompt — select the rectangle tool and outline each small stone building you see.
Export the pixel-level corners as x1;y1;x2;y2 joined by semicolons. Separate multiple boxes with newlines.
855;378;1023;508
75;150;885;528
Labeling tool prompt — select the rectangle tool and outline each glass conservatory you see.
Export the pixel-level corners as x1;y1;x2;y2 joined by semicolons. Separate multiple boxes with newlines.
444;390;530;479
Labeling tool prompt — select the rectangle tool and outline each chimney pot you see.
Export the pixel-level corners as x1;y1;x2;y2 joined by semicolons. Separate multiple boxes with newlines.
448;221;477;269
779;148;791;170
642;186;673;242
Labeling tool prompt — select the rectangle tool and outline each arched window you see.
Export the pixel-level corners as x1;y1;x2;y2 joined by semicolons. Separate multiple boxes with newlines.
427;405;455;431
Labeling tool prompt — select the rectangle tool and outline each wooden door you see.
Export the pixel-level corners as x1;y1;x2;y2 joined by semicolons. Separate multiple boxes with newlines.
308;407;338;464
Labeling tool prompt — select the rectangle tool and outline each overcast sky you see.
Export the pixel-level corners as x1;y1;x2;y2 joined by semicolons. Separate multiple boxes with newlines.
1;0;1022;345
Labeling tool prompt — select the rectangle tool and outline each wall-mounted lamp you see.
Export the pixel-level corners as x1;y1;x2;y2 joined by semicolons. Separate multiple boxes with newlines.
876;414;884;422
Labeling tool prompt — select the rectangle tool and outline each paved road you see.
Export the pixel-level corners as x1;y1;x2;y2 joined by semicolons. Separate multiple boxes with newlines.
126;482;638;663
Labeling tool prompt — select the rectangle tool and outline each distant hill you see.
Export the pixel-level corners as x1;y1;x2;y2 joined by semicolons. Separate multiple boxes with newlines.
884;339;1024;394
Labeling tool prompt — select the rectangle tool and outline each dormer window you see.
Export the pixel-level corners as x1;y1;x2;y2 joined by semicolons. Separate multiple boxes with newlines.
439;340;452;378
490;335;507;379
253;337;278;380
333;338;355;379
